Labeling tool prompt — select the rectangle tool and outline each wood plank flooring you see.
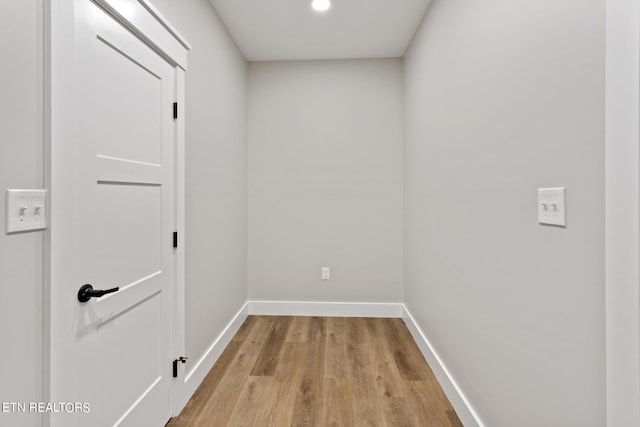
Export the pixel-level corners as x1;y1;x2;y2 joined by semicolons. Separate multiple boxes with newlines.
167;316;462;427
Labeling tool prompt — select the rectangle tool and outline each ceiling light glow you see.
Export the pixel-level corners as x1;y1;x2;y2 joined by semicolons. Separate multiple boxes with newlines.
311;0;331;12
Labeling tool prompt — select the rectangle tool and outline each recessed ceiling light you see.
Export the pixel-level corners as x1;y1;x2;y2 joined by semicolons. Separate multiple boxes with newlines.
311;0;331;12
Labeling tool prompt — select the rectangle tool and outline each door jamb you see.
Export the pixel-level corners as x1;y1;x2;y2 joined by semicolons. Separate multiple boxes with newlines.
172;66;187;416
605;0;640;425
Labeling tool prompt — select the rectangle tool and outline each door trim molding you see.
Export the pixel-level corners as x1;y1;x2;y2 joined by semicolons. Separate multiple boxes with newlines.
605;0;640;425
92;0;190;69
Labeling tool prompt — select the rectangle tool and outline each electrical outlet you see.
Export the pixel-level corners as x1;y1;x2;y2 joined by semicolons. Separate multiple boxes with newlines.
321;267;330;280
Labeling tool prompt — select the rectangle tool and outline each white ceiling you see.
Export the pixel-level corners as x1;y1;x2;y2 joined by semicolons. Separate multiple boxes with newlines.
210;0;432;61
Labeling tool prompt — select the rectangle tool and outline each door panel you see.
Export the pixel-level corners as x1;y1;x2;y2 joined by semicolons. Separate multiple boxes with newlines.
95;35;163;165
96;184;162;287
94;291;163;425
68;2;176;425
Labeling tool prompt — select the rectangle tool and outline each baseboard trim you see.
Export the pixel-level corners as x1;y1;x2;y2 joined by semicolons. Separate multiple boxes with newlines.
402;306;485;427
247;300;404;318
176;301;249;412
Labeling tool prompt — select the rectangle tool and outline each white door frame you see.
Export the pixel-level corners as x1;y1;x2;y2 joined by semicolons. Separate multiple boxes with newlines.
605;0;640;425
44;0;190;422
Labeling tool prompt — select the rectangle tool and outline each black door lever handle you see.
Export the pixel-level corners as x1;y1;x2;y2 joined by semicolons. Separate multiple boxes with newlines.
77;284;120;303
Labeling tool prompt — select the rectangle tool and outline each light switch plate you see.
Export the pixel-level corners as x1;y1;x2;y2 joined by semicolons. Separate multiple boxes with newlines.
321;267;330;280
538;187;566;227
6;189;47;233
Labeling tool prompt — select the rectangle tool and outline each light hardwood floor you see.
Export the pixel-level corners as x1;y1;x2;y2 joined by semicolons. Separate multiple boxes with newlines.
167;316;462;427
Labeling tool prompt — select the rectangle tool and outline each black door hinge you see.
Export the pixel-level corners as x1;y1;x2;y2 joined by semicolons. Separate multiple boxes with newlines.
173;102;178;119
172;357;188;378
173;231;178;248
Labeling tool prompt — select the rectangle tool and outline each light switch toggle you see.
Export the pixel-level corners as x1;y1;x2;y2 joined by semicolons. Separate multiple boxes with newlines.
538;187;566;227
6;189;47;233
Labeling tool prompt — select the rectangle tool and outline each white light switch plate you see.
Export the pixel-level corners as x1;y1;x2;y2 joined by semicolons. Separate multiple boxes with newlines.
321;267;330;280
538;187;566;227
6;189;47;233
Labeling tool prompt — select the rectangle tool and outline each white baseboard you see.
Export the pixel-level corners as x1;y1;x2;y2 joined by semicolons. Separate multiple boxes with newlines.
247;300;404;318
175;301;249;413
402;306;485;427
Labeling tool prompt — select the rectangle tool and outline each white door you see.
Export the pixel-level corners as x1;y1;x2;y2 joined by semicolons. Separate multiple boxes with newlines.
50;1;177;425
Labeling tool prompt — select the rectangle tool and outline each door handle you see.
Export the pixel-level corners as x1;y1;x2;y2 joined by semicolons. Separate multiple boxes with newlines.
77;284;120;303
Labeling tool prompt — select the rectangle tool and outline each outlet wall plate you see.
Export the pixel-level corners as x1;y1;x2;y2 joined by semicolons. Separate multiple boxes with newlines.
6;189;47;233
537;187;566;227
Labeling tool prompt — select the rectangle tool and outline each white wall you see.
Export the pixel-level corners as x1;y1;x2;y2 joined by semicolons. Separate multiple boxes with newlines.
0;1;44;426
248;59;403;303
0;1;612;425
141;0;248;375
404;1;605;426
